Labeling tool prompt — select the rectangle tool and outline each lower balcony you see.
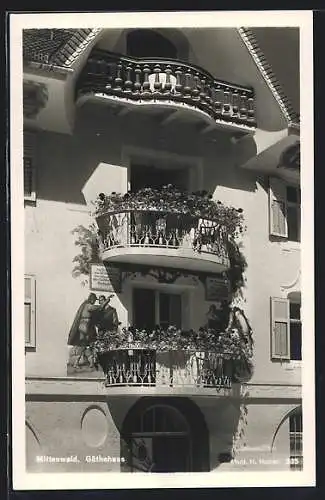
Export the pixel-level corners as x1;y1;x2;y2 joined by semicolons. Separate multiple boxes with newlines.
96;348;252;391
96;210;230;273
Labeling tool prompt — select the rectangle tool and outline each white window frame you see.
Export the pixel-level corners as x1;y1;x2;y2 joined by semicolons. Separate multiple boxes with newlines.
24;131;36;202
25;275;36;348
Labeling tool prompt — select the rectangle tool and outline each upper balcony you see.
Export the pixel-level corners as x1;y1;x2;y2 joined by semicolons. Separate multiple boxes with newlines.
76;49;257;135
94;186;244;274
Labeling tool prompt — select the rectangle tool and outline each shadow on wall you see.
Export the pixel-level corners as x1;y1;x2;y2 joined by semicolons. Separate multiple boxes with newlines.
33;107;125;206
33;102;259;206
202;138;258;196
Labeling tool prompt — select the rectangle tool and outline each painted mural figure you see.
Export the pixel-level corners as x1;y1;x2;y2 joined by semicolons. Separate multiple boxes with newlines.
206;300;230;333
95;294;119;334
68;293;111;368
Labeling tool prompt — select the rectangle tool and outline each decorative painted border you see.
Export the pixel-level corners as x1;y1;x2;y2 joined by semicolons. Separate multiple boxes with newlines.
237;27;300;129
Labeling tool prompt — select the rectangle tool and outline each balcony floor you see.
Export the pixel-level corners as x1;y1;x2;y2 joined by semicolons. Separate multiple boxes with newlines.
102;245;230;274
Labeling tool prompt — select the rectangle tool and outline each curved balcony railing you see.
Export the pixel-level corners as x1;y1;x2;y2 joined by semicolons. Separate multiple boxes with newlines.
96;209;230;272
97;348;251;389
76;49;256;131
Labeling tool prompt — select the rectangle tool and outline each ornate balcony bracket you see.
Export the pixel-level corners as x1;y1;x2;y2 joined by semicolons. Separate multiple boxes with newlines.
76;49;256;133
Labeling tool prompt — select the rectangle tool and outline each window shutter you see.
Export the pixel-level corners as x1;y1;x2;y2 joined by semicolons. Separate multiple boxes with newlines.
270;297;290;360
269;177;288;237
24;131;36;200
24;275;36;347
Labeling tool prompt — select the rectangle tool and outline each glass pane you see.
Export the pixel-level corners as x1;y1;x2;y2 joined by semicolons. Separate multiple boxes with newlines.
290;323;302;360
287;205;300;242
24;277;31;299
290;302;301;320
25;302;31;344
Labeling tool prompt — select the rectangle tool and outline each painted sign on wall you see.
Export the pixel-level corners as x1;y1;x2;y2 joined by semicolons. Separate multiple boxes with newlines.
205;276;230;301
89;263;122;293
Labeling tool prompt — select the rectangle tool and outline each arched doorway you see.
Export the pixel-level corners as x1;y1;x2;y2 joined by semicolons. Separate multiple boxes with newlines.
121;397;209;472
126;29;178;59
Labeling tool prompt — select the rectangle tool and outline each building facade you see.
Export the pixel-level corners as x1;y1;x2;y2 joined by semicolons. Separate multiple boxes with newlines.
23;27;302;473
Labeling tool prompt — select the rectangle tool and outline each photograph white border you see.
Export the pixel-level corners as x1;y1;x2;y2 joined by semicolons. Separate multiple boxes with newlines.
10;10;315;490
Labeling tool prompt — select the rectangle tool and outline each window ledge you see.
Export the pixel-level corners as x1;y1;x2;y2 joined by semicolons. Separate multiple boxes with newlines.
284;360;302;370
281;241;300;252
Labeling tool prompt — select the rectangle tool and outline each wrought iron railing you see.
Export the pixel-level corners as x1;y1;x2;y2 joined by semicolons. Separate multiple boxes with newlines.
76;49;256;130
96;209;230;264
97;348;241;389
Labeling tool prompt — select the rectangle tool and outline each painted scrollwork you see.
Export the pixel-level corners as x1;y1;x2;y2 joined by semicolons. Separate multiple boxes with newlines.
23;80;49;119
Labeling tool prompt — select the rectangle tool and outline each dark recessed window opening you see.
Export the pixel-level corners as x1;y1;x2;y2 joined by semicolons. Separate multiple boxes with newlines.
289;299;301;361
126;29;178;59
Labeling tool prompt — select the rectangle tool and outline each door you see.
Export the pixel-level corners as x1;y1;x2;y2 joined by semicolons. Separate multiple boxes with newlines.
151;435;190;472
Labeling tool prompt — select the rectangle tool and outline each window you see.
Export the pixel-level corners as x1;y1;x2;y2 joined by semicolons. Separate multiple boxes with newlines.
269;177;300;242
133;288;182;330
25;275;36;348
123;405;191;472
24;131;36;201
270;295;301;361
130;163;189;192
271;407;303;471
289;409;303;470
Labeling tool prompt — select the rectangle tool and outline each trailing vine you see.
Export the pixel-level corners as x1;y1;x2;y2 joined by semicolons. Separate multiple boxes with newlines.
71;223;101;279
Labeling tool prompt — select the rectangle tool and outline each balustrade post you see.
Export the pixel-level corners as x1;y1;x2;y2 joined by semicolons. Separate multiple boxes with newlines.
191;73;200;101
247;95;256;125
133;65;142;98
239;92;248;121
232;90;240;121
175;67;183;98
213;83;222;117
124;63;133;96
222;86;231;118
153;64;162;97
183;69;192;99
142;64;151;98
164;65;172;98
199;77;207;109
205;81;213;112
114;62;123;94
